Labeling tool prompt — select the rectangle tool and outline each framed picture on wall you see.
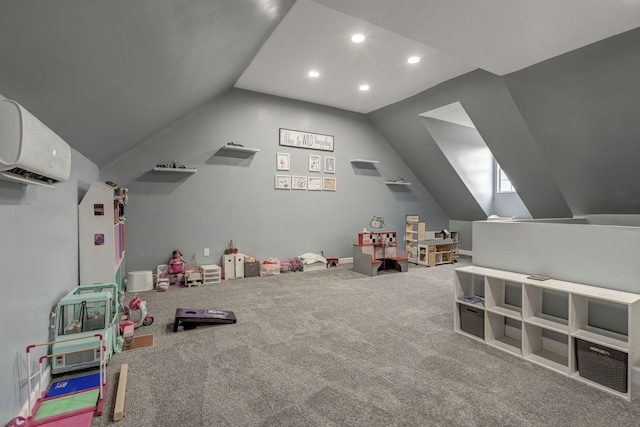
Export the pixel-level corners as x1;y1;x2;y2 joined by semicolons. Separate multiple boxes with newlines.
308;154;321;172
406;215;420;223
323;177;337;191
308;177;322;191
324;156;335;174
276;153;290;171
275;174;291;189
292;176;307;190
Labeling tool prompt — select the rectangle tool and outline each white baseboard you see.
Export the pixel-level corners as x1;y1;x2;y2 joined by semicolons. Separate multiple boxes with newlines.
459;249;472;257
18;365;51;419
339;257;353;264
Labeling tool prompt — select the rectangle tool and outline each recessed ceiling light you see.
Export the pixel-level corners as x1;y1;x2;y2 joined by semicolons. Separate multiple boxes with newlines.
359;84;370;91
351;34;365;43
308;70;319;78
408;56;420;64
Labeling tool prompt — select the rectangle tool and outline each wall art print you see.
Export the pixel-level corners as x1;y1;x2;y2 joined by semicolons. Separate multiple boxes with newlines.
308;177;322;191
323;177;336;191
276;153;290;171
279;128;334;152
308;154;321;172
292;176;307;190
275;174;291;189
324;156;335;174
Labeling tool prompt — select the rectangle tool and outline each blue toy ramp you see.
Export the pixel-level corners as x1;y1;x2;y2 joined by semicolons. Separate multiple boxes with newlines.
46;373;101;398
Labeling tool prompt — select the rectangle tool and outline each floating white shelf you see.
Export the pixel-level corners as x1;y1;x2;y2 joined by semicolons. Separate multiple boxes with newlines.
220;145;260;153
153;167;197;173
385;181;411;185
351;159;379;164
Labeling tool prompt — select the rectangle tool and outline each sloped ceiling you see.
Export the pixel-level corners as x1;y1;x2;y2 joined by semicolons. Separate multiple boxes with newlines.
1;0;639;168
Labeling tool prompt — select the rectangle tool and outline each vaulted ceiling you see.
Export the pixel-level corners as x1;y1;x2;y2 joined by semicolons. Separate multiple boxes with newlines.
1;0;639;169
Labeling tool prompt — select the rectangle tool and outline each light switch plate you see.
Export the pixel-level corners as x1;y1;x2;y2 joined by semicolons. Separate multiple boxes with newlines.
204;248;209;256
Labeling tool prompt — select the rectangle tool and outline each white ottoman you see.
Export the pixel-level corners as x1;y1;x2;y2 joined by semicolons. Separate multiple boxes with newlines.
127;270;153;292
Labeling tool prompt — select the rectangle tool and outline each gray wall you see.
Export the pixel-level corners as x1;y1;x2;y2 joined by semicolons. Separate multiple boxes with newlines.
100;89;450;272
472;219;640;334
504;27;640;216
0;136;98;423
449;220;472;252
473;220;640;294
421;117;531;220
368;70;572;221
368;27;640;221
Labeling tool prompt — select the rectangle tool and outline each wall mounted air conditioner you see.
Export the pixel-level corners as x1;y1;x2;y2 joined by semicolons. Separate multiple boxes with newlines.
0;99;71;187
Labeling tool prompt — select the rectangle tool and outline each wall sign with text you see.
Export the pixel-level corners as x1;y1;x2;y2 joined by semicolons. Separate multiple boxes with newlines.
279;128;334;152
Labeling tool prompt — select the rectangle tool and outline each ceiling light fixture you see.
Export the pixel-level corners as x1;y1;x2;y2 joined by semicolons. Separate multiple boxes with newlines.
359;84;370;91
351;34;365;43
308;70;319;78
408;56;420;64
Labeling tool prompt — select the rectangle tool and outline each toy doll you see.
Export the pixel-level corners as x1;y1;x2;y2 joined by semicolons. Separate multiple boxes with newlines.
115;187;128;221
169;250;186;274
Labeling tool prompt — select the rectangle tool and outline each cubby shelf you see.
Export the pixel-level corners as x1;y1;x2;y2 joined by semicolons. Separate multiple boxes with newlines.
454;265;640;401
153;167;197;173
220;145;260;153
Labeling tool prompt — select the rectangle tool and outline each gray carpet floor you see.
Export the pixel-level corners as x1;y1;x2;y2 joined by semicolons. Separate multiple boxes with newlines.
90;259;640;426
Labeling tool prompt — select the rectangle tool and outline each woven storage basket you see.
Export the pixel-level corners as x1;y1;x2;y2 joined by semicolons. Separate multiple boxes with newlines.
575;338;628;393
224;240;238;254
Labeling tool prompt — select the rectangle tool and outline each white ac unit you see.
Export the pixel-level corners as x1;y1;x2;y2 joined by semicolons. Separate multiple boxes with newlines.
0;99;71;187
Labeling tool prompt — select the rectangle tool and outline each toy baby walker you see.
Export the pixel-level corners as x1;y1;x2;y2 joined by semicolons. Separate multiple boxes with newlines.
157;264;170;291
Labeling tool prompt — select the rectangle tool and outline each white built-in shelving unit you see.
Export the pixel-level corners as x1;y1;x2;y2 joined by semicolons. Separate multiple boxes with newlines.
79;181;125;289
454;265;640;401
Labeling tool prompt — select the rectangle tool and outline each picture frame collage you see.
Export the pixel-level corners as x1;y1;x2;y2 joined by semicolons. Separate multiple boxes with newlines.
275;152;336;191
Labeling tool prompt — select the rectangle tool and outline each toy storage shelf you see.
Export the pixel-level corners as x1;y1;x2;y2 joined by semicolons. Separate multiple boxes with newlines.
417;238;454;267
404;221;425;264
152;167;197;173
79;181;125;289
454;265;640;401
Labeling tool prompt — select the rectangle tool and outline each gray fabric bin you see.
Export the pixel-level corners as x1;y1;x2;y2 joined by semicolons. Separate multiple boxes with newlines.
459;304;484;339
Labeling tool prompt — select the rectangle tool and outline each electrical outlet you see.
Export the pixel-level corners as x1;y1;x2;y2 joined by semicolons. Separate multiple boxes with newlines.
204;248;209;257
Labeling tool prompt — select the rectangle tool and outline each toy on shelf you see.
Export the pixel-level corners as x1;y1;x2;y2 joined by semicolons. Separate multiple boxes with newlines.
154;160;196;170
115;187;128;222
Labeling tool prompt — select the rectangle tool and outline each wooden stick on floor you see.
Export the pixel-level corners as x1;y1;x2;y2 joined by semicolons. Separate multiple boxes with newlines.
113;364;129;421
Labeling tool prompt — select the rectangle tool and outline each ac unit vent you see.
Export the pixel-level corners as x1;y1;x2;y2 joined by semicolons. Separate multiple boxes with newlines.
4;167;56;185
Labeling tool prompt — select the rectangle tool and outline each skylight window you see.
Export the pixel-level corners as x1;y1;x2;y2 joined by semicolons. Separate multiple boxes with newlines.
497;163;515;193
